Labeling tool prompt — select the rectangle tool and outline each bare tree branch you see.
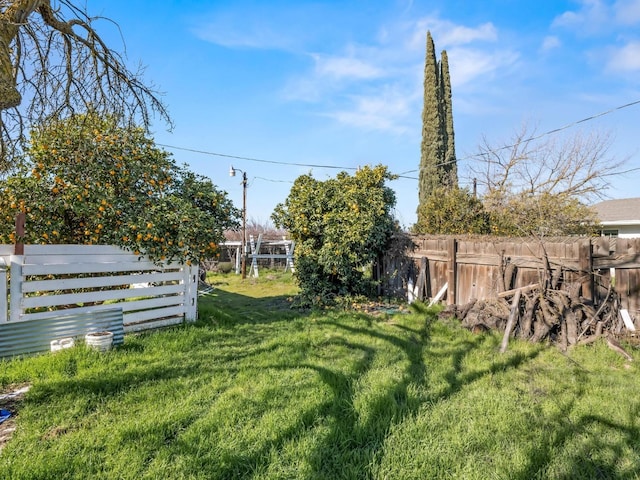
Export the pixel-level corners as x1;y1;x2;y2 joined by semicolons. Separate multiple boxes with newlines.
470;124;629;236
0;0;171;171
471;124;627;203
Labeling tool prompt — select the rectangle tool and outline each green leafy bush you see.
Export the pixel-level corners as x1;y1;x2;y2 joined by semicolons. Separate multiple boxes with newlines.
414;186;490;234
272;165;397;306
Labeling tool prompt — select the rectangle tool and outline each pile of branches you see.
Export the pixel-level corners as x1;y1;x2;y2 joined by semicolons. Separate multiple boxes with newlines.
440;259;633;359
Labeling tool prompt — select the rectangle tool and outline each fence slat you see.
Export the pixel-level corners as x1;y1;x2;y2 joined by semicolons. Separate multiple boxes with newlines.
22;284;183;309
22;271;184;293
124;305;186;325
17;295;184;324
125;317;183;333
22;260;181;276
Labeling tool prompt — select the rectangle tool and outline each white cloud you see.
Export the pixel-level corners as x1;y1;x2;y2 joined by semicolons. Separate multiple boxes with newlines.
439;23;498;46
193;20;294;50
190;3;325;52
614;0;640;25
277;12;517;134
407;17;498;51
550;1;640;76
324;89;414;133
552;0;640;32
312;54;384;80
541;36;561;52
552;0;613;33
607;41;640;71
282;50;390;103
447;48;520;87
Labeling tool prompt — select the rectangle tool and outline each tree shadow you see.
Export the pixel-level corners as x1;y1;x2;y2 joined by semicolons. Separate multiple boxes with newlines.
197;288;311;326
511;369;640;479
179;309;542;479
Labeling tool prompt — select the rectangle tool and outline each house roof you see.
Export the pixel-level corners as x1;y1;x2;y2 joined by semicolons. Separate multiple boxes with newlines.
592;197;640;224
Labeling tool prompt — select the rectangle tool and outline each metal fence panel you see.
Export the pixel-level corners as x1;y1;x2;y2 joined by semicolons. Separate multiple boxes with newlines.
0;307;124;360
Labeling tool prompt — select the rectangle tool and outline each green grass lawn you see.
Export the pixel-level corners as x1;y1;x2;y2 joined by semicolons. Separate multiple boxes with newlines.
1;270;639;479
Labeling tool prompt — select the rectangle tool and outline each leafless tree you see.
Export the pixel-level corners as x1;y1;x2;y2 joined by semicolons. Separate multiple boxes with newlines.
468;125;628;236
471;125;626;202
0;0;170;169
224;217;288;242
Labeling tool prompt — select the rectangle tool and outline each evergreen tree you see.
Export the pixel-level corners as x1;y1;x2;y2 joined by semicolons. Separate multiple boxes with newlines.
440;51;457;185
419;32;444;206
418;32;457;209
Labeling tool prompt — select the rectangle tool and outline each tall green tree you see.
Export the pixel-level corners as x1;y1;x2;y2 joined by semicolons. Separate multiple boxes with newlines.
418;32;457;214
419;32;444;206
440;51;457;183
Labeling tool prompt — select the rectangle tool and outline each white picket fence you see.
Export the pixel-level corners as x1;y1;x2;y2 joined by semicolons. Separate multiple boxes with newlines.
0;244;198;333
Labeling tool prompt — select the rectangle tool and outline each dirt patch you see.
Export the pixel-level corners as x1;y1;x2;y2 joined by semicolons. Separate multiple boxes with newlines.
0;384;30;451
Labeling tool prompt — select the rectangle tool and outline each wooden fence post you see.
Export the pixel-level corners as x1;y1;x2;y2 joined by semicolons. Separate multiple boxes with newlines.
184;263;198;322
0;258;7;323
579;238;593;302
446;238;457;305
14;213;25;255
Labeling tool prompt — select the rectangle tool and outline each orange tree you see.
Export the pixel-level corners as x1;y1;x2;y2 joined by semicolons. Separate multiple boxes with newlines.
272;165;397;306
0;113;239;263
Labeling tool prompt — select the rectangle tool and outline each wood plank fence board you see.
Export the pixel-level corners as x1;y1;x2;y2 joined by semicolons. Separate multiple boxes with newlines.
384;235;640;327
22;271;184;293
22;284;183;309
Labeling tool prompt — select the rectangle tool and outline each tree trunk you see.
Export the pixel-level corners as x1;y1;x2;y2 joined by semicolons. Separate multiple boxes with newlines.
0;0;45;109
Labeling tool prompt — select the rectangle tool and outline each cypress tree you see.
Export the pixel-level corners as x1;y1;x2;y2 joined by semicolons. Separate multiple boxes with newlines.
440;50;457;186
419;31;444;206
418;32;457;210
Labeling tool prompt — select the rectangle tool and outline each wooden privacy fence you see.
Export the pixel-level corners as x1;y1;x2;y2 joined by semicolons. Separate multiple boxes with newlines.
0;244;198;334
380;235;640;328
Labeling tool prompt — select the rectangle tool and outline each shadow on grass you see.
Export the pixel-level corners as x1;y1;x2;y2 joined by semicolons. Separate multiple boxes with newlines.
180;307;545;479
302;317;543;479
14;284;639;479
19;289;306;428
175;336;379;480
511;369;640;479
197;288;309;326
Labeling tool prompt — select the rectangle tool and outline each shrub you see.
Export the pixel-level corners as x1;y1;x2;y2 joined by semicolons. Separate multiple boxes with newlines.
272;165;397;306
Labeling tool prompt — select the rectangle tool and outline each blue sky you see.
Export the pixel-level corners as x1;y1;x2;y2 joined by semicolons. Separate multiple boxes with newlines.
89;0;640;228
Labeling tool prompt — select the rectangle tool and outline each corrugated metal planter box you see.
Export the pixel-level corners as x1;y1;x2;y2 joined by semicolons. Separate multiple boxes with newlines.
0;307;124;359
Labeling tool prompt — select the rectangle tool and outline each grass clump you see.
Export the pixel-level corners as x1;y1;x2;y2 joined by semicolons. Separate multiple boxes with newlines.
0;269;639;479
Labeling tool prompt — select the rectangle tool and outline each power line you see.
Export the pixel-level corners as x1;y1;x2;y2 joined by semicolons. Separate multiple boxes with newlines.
156;143;358;171
254;176;294;184
600;165;640;177
157;142;420;181
157;98;640;180
401;98;640;174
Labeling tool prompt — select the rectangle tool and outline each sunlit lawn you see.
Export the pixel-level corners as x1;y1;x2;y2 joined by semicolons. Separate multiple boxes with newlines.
0;270;639;479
